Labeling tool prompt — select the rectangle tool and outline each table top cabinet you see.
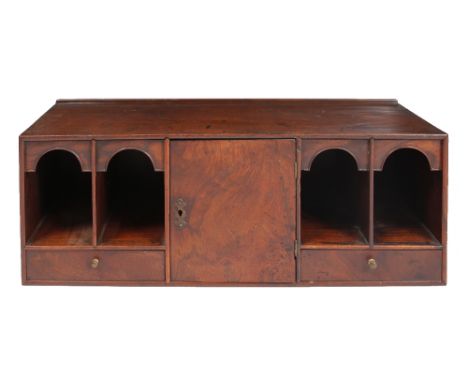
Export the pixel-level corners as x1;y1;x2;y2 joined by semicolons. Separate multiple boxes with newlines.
19;99;448;286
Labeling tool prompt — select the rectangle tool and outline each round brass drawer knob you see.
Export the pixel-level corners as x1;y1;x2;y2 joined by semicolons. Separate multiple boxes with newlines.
368;258;377;270
90;258;100;269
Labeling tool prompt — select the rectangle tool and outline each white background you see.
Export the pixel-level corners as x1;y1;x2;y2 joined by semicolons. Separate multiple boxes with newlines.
1;1;467;381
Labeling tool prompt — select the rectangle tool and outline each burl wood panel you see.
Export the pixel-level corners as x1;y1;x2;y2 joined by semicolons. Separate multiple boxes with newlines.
24;140;91;172
301;139;369;170
374;139;442;171
300;249;442;283
26;250;165;281
96;139;164;171
170;139;296;283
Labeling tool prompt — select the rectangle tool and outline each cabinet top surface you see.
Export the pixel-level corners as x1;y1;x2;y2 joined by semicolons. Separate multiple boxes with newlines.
21;99;446;139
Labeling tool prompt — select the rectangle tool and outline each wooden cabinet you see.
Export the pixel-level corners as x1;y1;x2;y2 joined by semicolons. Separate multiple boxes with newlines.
19;99;448;286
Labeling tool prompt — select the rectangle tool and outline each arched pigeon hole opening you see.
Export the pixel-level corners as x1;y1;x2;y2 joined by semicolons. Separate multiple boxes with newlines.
26;150;92;245
99;149;164;245
375;148;442;245
301;149;369;246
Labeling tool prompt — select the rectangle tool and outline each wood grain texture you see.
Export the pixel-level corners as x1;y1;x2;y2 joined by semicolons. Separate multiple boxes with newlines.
25;150;93;246
374;217;440;246
26;250;165;281
96;139;163;171
97;150;165;246
27;210;92;246
368;138;375;246
300;249;442;283
374;148;442;246
164;138;171;282
374;139;442;171
99;218;164;246
301;215;368;246
24;173;41;244
19;100;448;287
301;149;369;246
25;140;91;171
301;139;369;170
441;137;448;283
20;99;446;139
170;139;296;283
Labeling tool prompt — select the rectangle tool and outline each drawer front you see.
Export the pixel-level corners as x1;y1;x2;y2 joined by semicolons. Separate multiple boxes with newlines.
26;250;165;282
300;250;442;283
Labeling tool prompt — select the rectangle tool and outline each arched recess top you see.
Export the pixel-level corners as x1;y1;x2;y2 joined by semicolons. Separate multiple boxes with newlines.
25;140;91;172
301;139;369;171
374;139;441;171
96;140;164;172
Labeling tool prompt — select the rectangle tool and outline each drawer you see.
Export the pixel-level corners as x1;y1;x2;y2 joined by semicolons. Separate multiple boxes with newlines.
24;140;92;172
300;250;442;283
26;250;165;282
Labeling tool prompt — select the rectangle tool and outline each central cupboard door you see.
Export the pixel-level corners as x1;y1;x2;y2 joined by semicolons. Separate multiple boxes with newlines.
170;139;296;283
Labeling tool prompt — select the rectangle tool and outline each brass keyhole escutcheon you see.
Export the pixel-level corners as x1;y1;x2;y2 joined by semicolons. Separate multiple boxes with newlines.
91;258;100;269
368;258;377;270
175;198;187;229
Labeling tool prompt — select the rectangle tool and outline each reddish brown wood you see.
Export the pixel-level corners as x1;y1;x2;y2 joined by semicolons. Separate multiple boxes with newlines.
301;139;369;170
301;215;368;247
99;219;164;246
26;250;165;282
24;173;41;244
368;138;375;246
91;140;97;246
21;99;446;140
95;172;106;244
374;139;442;171
25;150;93;246
374;147;442;247
96;140;163;171
300;249;442;283
170;139;296;283
97;149;165;246
19;99;448;287
301;148;369;246
19;139;27;283
374;218;440;246
441;137;448;284
24;140;91;172
164;138;171;283
295;139;301;282
27;211;93;246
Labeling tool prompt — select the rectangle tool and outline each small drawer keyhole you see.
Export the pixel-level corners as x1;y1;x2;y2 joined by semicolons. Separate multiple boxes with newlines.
175;198;187;228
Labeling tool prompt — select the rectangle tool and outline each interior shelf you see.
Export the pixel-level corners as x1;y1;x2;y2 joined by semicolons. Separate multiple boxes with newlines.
301;214;368;247
301;149;369;247
374;213;440;246
98;150;165;246
26;150;92;246
374;148;442;246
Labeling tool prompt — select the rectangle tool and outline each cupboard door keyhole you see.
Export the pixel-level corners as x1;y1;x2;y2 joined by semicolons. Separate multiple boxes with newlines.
175;198;187;228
